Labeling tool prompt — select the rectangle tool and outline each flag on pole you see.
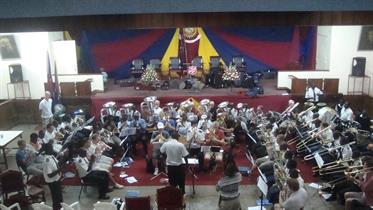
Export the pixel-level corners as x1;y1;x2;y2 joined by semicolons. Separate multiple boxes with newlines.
46;52;55;97
53;60;60;103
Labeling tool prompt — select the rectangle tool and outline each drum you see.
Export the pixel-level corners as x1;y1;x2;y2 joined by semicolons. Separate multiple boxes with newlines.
318;107;338;124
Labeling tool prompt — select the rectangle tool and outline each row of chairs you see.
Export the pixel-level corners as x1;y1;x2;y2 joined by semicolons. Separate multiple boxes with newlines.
130;56;247;78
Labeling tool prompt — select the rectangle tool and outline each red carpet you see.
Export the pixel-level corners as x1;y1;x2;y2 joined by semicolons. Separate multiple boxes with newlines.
63;145;316;186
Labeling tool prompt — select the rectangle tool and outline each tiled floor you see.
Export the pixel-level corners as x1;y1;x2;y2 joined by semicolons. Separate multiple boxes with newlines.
2;124;342;210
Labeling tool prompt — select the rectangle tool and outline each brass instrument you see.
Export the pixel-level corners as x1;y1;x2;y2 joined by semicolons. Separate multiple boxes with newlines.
297;105;316;118
313;158;354;172
200;99;211;113
304;141;355;161
143;96;157;113
274;162;287;189
295;125;333;153
122;103;135;118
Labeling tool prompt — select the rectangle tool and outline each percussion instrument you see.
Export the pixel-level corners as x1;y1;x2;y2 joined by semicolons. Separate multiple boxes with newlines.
318;107;338;124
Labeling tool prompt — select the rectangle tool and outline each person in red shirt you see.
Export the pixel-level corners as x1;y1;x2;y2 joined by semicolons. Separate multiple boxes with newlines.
344;156;373;210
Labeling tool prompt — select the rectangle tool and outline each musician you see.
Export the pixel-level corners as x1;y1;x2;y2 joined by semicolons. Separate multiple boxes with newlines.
151;122;170;176
43;142;63;209
344;157;373;210
305;82;323;102
129;111;148;156
288;169;304;188
153;100;163;117
355;109;371;131
338;137;353;160
275;178;307;210
74;149;111;200
176;113;191;143
204;122;226;167
160;131;189;194
44;123;57;144
198;114;213;131
335;98;345;115
209;101;217;121
187;120;205;170
30;132;42;153
340;102;354;122
16;140;44;176
318;122;333;143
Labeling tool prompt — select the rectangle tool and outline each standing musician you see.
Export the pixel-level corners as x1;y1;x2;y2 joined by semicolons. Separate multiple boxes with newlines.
43;142;63;210
151;122;170;176
204;122;227;168
344;156;373;210
335;99;345;116
305;82;323;103
176;113;191;144
187;120;205;171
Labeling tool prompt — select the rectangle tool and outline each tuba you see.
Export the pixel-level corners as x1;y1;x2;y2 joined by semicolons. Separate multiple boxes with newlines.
200;99;211;113
122;103;135;118
143;96;157;113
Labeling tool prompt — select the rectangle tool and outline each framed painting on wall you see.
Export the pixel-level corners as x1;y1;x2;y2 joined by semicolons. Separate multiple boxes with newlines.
358;26;373;50
0;35;20;59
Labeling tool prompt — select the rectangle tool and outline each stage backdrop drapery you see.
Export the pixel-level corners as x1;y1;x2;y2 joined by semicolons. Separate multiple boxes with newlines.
79;26;316;80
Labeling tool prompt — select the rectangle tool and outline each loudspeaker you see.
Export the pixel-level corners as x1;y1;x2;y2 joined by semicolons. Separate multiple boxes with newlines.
352;57;366;77
8;64;23;83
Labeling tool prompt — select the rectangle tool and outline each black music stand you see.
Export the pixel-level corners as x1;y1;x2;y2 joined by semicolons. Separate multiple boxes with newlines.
256;168;268;210
187;158;199;196
120;128;137;158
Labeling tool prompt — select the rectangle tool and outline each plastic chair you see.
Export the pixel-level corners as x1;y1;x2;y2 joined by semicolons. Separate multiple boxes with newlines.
156;186;185;210
31;202;53;210
0;203;21;210
93;201;117;210
125;196;152;210
131;59;145;78
60;202;81;210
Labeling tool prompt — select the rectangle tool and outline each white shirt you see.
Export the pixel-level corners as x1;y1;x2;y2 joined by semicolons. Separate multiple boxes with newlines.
74;156;89;178
283;188;307;210
197;119;212;131
160;139;189;166
39;98;53;119
341;144;353;159
43;155;61;183
305;87;323;102
186;127;205;148
44;130;56;144
340;107;353;121
153;107;163;116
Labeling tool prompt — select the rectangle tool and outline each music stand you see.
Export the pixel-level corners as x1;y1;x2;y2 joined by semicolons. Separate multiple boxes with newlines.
119;128;137;159
186;158;199;196
256;168;268;210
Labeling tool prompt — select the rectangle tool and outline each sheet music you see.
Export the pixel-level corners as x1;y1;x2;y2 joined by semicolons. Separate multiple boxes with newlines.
248;207;267;210
257;168;267;183
120;127;137;137
187;158;199;165
257;175;268;197
314;152;324;168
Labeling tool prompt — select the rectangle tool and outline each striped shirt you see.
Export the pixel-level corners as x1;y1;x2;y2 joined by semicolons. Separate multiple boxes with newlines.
216;172;242;199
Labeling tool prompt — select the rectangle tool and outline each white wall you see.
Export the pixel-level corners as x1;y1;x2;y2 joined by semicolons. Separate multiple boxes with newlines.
315;26;331;70
278;25;373;96
0;32;49;99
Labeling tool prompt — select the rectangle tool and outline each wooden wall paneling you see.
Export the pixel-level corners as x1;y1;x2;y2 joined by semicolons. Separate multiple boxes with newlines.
307;79;323;89
0;100;17;129
76;81;91;96
291;78;307;94
323;79;339;94
60;82;76;97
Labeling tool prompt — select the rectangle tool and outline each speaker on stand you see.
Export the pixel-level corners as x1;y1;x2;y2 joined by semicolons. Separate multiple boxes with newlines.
9;64;23;83
351;57;366;77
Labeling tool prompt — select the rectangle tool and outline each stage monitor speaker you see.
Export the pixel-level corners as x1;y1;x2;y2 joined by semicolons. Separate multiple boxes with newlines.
352;57;366;77
9;64;23;83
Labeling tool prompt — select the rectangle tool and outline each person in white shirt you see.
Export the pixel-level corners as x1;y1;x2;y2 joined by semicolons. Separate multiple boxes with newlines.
160;131;189;194
340;102;354;121
153;100;163;117
39;91;53;128
276;178;307;210
42;142;63;210
197;114;213;131
305;83;323;102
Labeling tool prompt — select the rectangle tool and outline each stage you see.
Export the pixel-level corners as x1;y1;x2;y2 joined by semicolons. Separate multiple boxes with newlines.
91;79;290;116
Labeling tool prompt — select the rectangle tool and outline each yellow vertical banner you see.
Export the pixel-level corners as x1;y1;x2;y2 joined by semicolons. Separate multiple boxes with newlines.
161;29;180;77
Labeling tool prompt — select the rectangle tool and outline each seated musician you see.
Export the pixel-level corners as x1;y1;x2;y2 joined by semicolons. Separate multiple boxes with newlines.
209;101;217;121
153;100;163;117
186;120;205;171
197;114;213;132
289;169;304;189
305;82;323;102
356;109;372;131
43;123;63;152
129;111;148;156
344;156;373;210
338;137;353;160
275;178;307;210
80;139;123;189
204;122;227;167
88;134;114;161
16;139;44;176
74;149;112;200
177;113;191;144
340;102;354;122
151;122;170;176
30;132;42;153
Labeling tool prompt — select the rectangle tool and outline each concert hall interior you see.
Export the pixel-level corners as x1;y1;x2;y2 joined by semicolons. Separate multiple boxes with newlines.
1;1;373;210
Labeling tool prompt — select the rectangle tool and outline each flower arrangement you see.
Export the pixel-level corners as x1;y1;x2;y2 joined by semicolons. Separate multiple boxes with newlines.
140;65;159;84
222;65;239;81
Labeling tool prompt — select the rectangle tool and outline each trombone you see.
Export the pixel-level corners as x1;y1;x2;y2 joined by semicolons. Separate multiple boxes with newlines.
304;141;355;161
296;125;333;153
313;158;354;173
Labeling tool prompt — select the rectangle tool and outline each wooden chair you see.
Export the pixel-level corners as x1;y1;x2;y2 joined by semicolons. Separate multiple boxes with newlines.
156;186;185;210
125;196;152;210
0;170;29;208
